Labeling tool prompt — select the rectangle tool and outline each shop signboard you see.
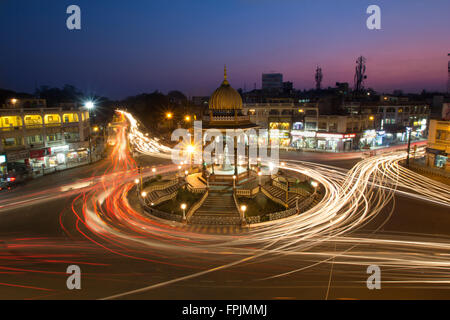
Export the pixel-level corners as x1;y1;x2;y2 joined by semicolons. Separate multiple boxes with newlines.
316;133;344;139
51;145;70;153
30;148;51;159
6;150;30;162
290;130;316;138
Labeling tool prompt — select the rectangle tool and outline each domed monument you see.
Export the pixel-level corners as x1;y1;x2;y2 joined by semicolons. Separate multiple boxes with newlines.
202;66;259;181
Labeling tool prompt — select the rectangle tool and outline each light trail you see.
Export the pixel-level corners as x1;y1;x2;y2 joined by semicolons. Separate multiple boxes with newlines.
55;109;450;298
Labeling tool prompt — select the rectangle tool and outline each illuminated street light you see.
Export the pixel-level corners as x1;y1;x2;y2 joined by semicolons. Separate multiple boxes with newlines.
184;170;189;176
240;205;247;215
134;178;139;184
185;115;191;122
166;112;173;119
311;181;318;188
11;98;17;105
151;167;156;173
186;144;195;154
85;101;95;110
141;191;147;197
181;203;187;220
369;116;374;121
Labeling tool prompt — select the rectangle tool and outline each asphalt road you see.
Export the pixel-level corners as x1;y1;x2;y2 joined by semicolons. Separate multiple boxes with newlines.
0;147;449;300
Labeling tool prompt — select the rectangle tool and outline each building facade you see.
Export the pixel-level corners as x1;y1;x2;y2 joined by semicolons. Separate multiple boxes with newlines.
426;119;450;172
262;73;283;91
242;102;375;151
0;101;92;177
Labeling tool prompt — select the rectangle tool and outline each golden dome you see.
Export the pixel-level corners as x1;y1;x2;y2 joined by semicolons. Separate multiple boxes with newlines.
209;66;242;110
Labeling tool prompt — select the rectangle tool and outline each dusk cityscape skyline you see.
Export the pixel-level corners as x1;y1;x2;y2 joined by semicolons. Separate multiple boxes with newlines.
0;0;450;307
1;0;450;99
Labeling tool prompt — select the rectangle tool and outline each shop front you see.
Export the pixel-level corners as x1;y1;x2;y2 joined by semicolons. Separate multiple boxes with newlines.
316;133;355;152
290;130;316;149
290;131;356;152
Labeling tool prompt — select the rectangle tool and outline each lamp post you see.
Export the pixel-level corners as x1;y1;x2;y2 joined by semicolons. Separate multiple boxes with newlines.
406;127;412;167
258;171;262;191
181;203;187;221
85;101;95;164
187;144;195;168
240;204;247;222
310;180;318;194
141;191;147;205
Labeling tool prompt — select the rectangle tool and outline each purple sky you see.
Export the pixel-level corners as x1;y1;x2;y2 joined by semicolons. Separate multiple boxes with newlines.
1;0;449;99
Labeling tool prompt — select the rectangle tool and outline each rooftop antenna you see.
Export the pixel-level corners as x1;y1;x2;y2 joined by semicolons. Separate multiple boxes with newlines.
315;66;323;90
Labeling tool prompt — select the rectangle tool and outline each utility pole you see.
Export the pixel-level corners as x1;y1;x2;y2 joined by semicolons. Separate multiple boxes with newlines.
406;127;412;167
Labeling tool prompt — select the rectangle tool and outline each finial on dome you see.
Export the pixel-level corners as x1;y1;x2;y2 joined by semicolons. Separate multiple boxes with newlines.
222;64;229;85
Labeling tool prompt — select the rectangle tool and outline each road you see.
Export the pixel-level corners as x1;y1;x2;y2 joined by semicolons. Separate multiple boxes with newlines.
0;115;448;300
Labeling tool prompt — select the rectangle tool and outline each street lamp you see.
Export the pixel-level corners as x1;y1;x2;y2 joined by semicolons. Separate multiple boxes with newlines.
85;101;95;110
152;167;156;173
186;144;195;166
85;101;95;164
233;175;236;189
181;203;187;221
141;191;147;197
240;204;247;218
185;115;191;122
310;180;318;194
166;112;173;119
134;178;139;184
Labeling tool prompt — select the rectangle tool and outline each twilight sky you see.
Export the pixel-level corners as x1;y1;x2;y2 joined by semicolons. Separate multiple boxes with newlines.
0;0;449;99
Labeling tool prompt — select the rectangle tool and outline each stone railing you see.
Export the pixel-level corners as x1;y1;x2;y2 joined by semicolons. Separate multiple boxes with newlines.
273;180;288;191
245;192;319;225
261;186;288;208
143;206;182;223
186;190;209;221
205;115;250;122
144;178;179;193
289;187;310;197
236;189;251;196
245;208;297;225
236;186;260;197
189;215;242;225
186;184;206;193
150;189;178;206
297;192;317;212
246;216;261;224
268;208;298;220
